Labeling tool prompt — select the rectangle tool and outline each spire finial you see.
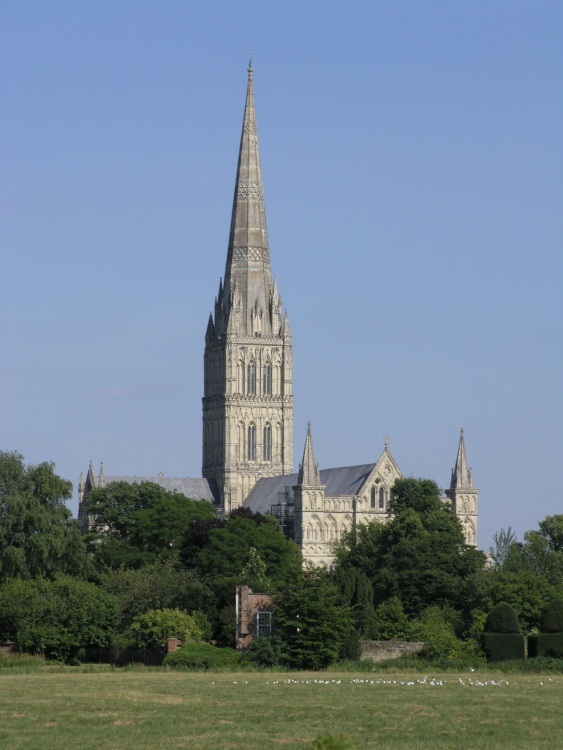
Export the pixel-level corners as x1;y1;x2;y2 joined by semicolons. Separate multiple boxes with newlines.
248;51;253;74
461;427;464;436
384;434;389;449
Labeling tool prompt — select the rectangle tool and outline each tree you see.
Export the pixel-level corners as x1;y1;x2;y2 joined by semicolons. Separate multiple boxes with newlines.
274;569;353;669
489;527;518;568
0;452;91;581
334;567;376;638
0;576;119;661
335;478;485;618
98;560;218;629
126;608;204;649
192;511;301;590
85;481;216;568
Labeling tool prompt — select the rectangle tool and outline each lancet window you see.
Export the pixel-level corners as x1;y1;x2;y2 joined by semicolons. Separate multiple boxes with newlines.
247;362;256;395
263;363;272;395
247;424;256;462
263;423;272;462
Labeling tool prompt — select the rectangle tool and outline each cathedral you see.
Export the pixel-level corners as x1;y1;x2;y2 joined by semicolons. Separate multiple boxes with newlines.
79;62;479;566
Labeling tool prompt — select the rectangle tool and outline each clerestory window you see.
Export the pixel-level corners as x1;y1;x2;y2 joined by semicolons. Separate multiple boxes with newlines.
247;424;256;462
247;362;256;395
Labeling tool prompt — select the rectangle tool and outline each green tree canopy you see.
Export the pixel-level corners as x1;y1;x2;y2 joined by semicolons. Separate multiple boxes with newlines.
0;576;119;661
335;478;485;617
189;509;301;590
98;560;218;629
125;608;204;649
85;481;216;568
273;569;353;670
0;452;91;581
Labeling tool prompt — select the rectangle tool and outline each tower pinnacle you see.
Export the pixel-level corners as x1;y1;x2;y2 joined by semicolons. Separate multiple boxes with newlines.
450;427;472;489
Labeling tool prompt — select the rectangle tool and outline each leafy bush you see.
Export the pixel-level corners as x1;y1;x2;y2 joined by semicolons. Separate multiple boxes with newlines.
0;654;47;669
163;642;241;670
485;602;521;634
481;633;525;662
339;629;362;661
528;633;563;659
125;608;203;649
372;597;410;640
243;636;284;668
541;599;563;633
408;607;482;660
495;656;563;674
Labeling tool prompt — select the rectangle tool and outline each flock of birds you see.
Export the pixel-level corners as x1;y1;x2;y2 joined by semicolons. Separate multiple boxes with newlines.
222;675;559;688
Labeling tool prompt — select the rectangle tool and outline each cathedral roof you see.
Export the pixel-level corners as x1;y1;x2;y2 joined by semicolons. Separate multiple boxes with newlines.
244;464;376;515
99;476;219;504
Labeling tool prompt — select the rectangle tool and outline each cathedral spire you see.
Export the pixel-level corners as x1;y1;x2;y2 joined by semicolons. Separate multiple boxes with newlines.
297;423;321;486
222;63;272;334
450;428;472;489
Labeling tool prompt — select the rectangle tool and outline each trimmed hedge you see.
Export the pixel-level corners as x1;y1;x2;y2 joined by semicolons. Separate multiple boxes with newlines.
541;599;563;633
528;633;563;659
481;633;525;662
163;643;241;670
485;602;521;634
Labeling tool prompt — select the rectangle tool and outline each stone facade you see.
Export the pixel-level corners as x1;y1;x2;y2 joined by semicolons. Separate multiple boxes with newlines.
202;61;293;512
78;64;480;562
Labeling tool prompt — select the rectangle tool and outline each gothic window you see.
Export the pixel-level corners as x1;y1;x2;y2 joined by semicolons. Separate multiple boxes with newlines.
370;487;376;509
237;361;245;394
247;362;256;395
256;611;272;638
263;363;272;395
379;487;385;509
237;422;245;461
247;424;256;462
263;423;272;462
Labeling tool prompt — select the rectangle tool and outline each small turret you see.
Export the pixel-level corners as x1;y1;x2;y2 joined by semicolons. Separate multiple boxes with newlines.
297;422;321;486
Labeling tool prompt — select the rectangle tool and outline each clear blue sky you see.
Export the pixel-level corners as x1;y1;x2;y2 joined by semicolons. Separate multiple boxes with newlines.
2;1;562;551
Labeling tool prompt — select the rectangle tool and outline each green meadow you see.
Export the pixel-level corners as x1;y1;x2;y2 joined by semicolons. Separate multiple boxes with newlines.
0;670;561;750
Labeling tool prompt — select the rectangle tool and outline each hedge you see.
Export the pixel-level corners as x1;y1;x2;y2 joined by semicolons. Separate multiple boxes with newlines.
485;602;521;634
481;633;525;662
541;599;563;633
163;643;241;670
528;633;563;659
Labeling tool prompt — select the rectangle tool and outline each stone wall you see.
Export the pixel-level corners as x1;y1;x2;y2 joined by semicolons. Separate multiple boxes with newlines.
360;640;425;662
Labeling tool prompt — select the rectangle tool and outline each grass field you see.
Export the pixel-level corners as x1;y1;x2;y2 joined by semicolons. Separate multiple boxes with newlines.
0;669;561;749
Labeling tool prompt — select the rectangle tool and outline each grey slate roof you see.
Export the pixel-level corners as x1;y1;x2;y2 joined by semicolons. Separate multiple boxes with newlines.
244;464;376;515
103;476;219;504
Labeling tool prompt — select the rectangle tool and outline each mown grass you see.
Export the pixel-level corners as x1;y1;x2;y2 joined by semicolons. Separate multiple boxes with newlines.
0;669;560;749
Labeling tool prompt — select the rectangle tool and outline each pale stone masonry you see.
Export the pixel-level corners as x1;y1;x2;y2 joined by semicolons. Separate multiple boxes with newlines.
78;63;480;565
202;60;293;512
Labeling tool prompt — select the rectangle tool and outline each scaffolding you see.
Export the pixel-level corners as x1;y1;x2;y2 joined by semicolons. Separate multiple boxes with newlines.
270;486;295;540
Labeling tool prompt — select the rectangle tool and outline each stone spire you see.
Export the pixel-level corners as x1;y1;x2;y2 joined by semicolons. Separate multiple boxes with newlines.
297;423;321;486
450;428;472;489
220;61;274;335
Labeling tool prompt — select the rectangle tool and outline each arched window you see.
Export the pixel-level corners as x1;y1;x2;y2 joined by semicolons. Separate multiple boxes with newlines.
247;362;256;395
263;423;272;462
247;424;256;461
263;363;272;395
379;487;385;509
370;487;376;509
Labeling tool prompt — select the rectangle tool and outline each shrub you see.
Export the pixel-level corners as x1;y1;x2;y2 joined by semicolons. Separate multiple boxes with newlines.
339;629;362;661
244;636;284;668
485;602;521;634
541;599;563;633
163;642;241;670
372;597;410;640
528;633;563;659
126;608;203;649
481;633;525;662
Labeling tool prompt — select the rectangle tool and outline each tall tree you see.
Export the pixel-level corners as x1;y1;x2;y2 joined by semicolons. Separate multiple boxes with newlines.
335;478;485;617
274;569;353;669
0;452;90;581
85;481;216;568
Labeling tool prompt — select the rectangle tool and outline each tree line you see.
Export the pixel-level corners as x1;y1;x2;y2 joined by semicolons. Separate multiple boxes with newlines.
0;450;561;667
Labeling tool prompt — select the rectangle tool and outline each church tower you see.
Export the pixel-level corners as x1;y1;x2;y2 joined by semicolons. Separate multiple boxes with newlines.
446;429;479;546
202;62;293;511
